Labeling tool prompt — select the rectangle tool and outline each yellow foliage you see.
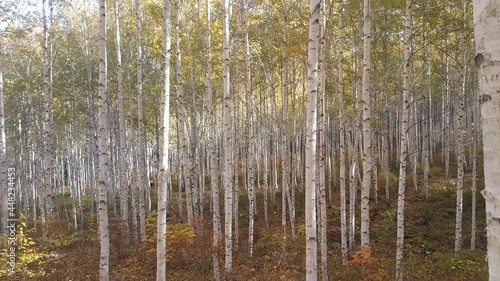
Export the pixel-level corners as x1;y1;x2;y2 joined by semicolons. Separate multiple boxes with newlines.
142;211;195;251
0;213;46;278
124;211;195;275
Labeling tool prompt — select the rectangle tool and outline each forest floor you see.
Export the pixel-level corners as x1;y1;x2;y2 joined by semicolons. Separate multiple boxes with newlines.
1;160;488;281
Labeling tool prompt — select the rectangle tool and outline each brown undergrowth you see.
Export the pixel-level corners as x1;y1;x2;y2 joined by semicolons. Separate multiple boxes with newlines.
1;166;488;281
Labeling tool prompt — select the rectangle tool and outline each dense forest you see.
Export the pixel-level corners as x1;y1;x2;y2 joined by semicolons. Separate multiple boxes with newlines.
1;0;499;280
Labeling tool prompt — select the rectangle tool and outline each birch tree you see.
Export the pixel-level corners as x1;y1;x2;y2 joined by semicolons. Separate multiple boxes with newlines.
205;0;221;278
156;0;171;279
97;0;110;279
270;64;279;204
43;0;55;218
242;0;256;257
337;0;348;264
396;0;412;279
473;0;500;279
114;0;129;242
306;0;320;279
280;0;296;243
471;88;479;251
421;8;430;201
131;131;139;241
454;0;467;253
173;0;194;227
281;1;289;242
348;125;358;252
222;0;234;279
443;36;451;192
232;85;240;251
318;0;327;278
360;0;372;247
135;0;147;238
187;26;200;219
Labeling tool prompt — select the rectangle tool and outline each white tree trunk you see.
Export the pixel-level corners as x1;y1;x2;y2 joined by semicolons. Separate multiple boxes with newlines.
187;33;201;219
396;0;412;279
270;65;278;204
175;123;184;222
306;0;320;279
443;50;451;191
222;0;233;279
205;0;221;278
454;85;465;252
263;134;269;227
383;132;390;203
115;0;129;235
421;17;430;201
471;88;479;251
318;0;327;278
473;0;500;279
411;98;418;191
173;0;194;227
98;0;110;279
131;132;139;242
243;9;256;257
232;100;240;251
360;0;372;247
43;0;55;218
348;128;358;252
372;132;378;206
278;6;289;260
455;0;467;252
156;0;171;279
135;0;147;239
337;0;348;263
66;131;79;230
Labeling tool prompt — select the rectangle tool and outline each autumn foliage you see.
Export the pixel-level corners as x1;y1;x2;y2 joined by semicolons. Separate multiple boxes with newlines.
347;246;390;281
123;211;195;276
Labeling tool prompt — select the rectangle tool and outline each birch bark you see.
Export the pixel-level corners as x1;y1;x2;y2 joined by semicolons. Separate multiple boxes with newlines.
173;0;194;227
306;0;320;279
156;0;171;279
43;0;55;217
337;0;348;263
396;0;412;279
360;0;372;247
473;0;500;279
318;0;327;278
471;89;479;251
222;0;233;279
243;2;256;257
279;2;292;252
97;0;110;279
454;0;468;253
135;0;147;238
205;0;221;278
422;21;430;201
